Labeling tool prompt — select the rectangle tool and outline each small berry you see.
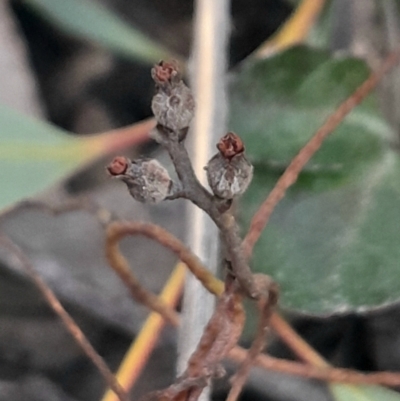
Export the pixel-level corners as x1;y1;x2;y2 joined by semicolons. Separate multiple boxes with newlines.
206;133;253;200
108;157;172;204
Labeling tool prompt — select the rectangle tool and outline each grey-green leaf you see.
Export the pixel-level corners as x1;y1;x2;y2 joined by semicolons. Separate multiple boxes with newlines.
230;46;391;175
234;46;398;314
23;0;173;63
243;152;400;313
0;104;107;210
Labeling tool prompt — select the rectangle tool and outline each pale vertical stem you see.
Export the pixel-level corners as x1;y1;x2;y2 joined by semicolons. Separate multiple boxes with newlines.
0;1;44;117
177;1;230;401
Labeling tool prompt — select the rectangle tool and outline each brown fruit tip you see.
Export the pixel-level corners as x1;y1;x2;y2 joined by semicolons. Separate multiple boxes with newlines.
217;132;244;159
151;60;180;84
107;156;129;176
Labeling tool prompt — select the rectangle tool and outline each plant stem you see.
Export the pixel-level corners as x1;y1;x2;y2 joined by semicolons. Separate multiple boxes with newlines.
162;131;259;298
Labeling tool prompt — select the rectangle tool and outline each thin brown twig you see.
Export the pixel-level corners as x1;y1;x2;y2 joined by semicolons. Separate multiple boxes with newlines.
243;47;400;258
105;221;224;326
106;222;180;326
143;276;245;401
0;234;129;401
269;313;329;368
229;346;400;387
227;320;268;401
227;276;278;401
102;262;186;401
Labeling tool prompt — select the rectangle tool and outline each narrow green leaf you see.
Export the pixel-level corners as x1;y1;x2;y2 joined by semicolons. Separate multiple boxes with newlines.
23;0;173;63
0;104;97;209
330;384;400;401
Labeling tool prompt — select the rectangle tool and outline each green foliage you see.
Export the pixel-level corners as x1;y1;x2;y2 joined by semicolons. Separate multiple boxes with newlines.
231;47;389;172
0;105;98;209
23;0;173;63
232;46;399;314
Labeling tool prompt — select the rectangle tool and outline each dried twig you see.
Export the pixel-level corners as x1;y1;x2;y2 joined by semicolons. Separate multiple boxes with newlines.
0;234;128;401
102;262;186;401
142;275;245;401
105;221;224;324
229;346;400;387
227;276;279;401
269;313;329;367
243;46;400;258
105;222;180;326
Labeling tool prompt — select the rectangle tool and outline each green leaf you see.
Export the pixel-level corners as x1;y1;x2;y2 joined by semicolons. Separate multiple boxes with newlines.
23;0;173;63
234;47;399;314
330;384;400;401
243;152;400;313
0;104;100;209
230;46;390;175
